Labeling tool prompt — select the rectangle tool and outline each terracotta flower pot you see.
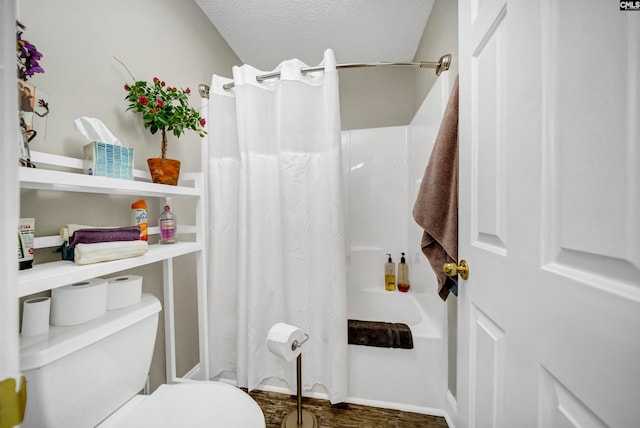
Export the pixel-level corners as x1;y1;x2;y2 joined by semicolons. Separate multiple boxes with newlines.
147;158;181;186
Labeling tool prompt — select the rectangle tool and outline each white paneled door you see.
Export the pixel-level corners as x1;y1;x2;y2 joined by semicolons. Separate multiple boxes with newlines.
458;1;640;427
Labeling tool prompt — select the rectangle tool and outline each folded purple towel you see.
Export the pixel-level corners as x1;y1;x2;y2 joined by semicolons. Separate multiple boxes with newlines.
68;226;141;248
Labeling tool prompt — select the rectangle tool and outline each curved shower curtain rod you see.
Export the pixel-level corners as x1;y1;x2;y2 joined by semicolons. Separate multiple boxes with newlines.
198;53;452;99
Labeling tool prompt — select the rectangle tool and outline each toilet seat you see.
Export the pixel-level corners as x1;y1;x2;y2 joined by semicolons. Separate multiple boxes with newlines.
100;382;265;428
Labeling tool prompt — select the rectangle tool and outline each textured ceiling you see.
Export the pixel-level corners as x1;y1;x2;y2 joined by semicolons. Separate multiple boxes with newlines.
194;0;434;70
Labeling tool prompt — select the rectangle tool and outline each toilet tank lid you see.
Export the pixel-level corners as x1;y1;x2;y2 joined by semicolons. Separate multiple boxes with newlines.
20;293;161;371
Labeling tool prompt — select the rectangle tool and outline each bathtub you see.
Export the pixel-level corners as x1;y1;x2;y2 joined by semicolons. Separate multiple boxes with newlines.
346;288;446;415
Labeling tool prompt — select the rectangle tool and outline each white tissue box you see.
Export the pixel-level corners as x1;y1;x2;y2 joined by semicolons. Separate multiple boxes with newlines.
83;141;134;180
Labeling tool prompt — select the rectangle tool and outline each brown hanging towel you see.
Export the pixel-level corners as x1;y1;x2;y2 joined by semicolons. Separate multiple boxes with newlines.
412;76;459;301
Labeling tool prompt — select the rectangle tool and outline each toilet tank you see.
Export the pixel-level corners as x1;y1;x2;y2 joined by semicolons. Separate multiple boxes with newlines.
20;293;161;428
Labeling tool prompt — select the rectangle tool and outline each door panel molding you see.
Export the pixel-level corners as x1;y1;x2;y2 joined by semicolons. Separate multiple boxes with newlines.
540;0;640;300
470;8;507;255
543;250;640;302
469;304;505;428
471;0;507;43
538;366;607;428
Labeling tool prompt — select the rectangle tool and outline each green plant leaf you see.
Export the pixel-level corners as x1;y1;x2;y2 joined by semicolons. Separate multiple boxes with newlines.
123;78;207;148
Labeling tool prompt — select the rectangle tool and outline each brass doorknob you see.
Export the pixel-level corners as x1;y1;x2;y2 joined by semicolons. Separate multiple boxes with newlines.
443;260;469;280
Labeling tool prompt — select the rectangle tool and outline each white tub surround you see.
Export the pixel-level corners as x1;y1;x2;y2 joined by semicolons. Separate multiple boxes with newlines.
347;289;444;414
341;74;451;414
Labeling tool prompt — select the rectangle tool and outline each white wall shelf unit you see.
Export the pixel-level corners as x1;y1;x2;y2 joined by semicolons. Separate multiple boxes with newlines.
18;242;202;297
19;167;200;197
19;150;209;385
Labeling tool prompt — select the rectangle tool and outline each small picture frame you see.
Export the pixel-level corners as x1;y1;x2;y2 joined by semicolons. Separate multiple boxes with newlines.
18;79;37;132
18;79;50;167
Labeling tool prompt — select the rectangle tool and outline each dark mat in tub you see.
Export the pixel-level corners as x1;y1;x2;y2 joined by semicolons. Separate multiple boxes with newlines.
348;319;413;349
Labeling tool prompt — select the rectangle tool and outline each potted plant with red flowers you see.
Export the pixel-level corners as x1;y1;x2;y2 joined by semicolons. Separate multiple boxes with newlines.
124;77;206;185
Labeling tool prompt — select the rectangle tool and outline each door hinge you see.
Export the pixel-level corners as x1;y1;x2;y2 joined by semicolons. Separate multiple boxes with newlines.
0;376;26;428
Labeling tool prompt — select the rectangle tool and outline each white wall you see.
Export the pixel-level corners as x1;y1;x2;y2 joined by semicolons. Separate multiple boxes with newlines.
339;68;416;130
342;126;410;278
413;0;459;113
339;1;458;131
339;0;459;129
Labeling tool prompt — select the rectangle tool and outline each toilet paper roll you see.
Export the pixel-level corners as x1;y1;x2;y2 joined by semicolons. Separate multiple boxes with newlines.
107;275;143;310
21;297;51;337
50;278;108;326
266;322;306;362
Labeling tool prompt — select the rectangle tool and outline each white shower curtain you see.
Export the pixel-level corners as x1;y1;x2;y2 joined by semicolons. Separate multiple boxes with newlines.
206;49;347;403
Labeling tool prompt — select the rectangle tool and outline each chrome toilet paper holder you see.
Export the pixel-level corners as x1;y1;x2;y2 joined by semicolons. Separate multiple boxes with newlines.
291;333;309;351
283;331;317;428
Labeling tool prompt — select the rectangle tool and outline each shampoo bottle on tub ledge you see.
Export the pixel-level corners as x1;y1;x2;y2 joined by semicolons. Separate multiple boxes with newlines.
397;252;410;293
385;253;396;291
158;197;177;244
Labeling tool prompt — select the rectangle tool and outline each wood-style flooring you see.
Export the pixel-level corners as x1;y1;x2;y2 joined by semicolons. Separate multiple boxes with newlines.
246;389;450;428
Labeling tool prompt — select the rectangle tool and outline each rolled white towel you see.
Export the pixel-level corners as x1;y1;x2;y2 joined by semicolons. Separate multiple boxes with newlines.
74;240;148;265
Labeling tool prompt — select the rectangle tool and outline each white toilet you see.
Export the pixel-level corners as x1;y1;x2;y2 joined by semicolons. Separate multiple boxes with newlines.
19;294;265;428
